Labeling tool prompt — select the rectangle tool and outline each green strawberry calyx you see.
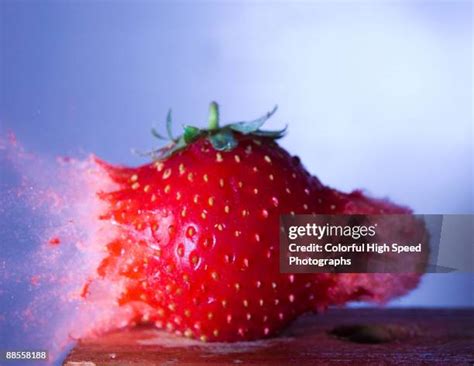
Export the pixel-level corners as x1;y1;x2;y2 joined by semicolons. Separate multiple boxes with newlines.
147;102;287;160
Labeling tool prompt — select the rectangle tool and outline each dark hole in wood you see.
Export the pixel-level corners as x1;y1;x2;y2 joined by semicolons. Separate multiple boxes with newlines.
328;324;419;344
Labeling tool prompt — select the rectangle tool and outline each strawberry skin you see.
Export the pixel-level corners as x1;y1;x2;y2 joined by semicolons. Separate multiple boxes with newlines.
92;104;424;342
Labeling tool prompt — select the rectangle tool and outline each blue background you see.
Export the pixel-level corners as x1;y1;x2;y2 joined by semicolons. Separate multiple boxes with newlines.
1;1;472;307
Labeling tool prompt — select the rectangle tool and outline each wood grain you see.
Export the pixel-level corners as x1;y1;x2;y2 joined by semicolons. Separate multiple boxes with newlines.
64;308;474;366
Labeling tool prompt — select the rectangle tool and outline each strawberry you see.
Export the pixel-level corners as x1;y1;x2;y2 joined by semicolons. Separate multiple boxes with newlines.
92;102;424;342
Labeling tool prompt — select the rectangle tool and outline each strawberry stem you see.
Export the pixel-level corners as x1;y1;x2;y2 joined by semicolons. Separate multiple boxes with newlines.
208;101;219;130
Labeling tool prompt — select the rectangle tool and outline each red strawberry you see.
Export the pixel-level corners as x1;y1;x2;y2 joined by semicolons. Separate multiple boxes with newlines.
92;103;425;342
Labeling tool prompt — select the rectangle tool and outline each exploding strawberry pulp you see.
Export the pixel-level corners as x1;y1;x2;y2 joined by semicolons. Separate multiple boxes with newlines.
89;103;425;342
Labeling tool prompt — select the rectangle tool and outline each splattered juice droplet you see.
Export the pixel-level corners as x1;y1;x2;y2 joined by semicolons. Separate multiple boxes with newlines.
48;237;61;246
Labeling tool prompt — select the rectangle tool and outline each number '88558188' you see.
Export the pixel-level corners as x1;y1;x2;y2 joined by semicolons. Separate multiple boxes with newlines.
4;351;48;360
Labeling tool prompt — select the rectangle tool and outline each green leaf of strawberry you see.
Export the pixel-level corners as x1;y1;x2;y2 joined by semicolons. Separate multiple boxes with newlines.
228;105;278;134
145;102;286;160
208;129;238;151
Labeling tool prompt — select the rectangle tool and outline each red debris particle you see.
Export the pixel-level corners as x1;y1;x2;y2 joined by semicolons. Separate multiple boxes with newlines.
49;237;61;246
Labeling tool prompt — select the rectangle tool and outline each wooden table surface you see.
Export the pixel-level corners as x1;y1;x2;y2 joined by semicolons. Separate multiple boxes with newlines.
64;308;474;366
